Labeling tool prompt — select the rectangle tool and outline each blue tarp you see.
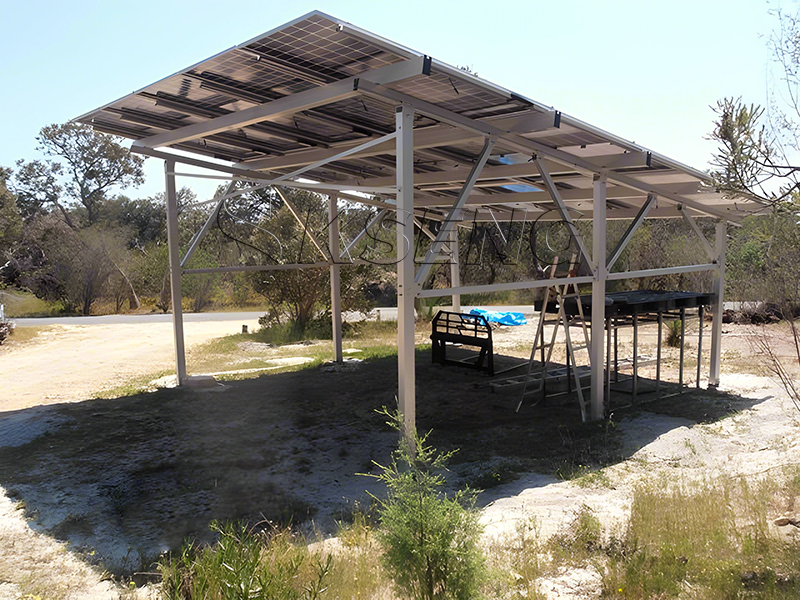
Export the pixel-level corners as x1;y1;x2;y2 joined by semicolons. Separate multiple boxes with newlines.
469;308;527;326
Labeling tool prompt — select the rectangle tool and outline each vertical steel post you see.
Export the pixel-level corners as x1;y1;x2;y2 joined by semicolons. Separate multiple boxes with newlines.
396;105;416;439
708;221;727;387
165;159;187;385
590;174;607;420
605;313;611;407
679;306;686;390
656;311;663;398
614;317;619;382
632;312;639;399
696;305;704;388
329;195;343;363
450;226;461;312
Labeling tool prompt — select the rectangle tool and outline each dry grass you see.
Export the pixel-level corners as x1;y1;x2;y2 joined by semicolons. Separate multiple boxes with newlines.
0;325;49;347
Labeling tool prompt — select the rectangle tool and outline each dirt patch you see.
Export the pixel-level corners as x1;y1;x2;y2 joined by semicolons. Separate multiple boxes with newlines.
0;349;769;576
0;318;798;598
0;318;260;411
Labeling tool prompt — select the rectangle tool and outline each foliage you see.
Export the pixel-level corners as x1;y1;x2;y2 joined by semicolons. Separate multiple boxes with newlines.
602;478;800;599
247;189;378;334
368;408;486;600
159;521;331;600
11;158;68;224
33;122;145;226
665;319;682;348
104;194;167;248
0;168;22;260
255;315;333;345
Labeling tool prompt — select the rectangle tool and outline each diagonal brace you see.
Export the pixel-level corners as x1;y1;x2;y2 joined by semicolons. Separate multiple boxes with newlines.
680;205;715;261
414;136;496;287
340;208;389;260
534;158;593;267
273;186;329;261
606;193;657;271
181;180;238;268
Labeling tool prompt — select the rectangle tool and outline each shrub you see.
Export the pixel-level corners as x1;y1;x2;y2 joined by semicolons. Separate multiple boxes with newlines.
368;408;486;600
665;319;682;348
159;521;331;600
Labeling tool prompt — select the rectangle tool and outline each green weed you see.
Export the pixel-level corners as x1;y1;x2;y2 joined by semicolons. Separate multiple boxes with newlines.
159;522;331;600
367;407;487;600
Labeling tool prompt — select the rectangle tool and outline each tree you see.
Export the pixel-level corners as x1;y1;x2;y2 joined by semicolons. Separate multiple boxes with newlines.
708;5;800;411
104;194;167;248
0;168;22;260
708;6;800;204
30;122;145;227
11;159;69;225
243;188;377;333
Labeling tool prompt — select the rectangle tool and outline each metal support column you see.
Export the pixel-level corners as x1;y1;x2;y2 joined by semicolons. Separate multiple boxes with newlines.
396;105;416;439
590;174;607;420
656;311;663;398
708;221;727;387
329;195;343;363
165;159;187;385
450;227;461;312
679;307;686;390
632;312;639;399
696;305;704;388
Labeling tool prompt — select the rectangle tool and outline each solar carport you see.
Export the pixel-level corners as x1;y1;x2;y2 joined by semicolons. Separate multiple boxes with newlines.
76;11;766;434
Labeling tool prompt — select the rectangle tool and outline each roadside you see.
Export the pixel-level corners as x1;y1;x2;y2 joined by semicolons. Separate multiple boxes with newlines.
0;319;260;412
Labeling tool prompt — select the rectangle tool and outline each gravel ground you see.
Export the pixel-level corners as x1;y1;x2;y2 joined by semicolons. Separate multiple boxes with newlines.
0;319;798;599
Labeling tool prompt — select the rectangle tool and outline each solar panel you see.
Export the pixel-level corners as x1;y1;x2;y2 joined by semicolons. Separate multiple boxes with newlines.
75;10;764;222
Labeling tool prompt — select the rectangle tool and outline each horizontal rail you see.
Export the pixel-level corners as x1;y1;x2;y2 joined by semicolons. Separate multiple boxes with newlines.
607;263;717;281
417;275;594;298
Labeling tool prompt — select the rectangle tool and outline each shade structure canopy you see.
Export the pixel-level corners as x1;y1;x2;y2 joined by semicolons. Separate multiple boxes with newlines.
76;11;763;224
75;11;748;426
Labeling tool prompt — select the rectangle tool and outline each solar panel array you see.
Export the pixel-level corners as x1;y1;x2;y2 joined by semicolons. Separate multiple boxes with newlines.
76;11;763;222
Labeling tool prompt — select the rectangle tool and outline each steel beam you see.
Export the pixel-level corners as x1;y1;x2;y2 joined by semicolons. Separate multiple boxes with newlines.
417;274;594;298
450;227;461;311
184;262;331;274
606;263;717;281
680;205;715;261
606;193;656;271
272;187;328;260
329;196;343;363
181;181;237;268
590;175;607;421
534;158;592;265
708;221;727;387
165;159;187;385
134;56;428;149
358;82;734;219
414;137;496;287
239;121;482;172
340;209;388;260
396;104;416;441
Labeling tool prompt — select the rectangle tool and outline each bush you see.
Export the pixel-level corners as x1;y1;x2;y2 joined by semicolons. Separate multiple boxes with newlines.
368;408;486;600
159;521;331;600
665;319;682;348
256;314;332;345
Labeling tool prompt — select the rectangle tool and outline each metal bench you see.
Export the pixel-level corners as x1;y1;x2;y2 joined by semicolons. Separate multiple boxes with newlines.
430;310;494;375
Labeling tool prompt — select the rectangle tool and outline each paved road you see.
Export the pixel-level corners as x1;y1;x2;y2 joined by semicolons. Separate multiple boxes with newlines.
12;311;266;327
12;305;537;328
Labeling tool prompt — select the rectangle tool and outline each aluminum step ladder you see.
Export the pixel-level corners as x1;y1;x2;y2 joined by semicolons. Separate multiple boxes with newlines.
516;255;593;421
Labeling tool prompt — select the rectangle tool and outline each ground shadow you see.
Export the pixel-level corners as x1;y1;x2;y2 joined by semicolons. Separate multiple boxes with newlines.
0;349;764;575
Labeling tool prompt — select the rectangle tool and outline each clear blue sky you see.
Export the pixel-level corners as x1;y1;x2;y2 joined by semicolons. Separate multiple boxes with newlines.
0;0;779;202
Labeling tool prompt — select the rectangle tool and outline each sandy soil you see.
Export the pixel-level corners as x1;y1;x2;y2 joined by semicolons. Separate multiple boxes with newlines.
0;317;798;599
0;319;260;412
